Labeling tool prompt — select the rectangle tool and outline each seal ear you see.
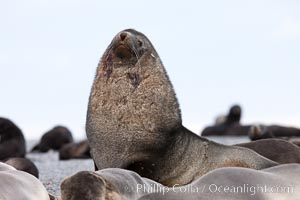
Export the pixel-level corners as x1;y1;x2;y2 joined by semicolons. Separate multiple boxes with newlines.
31;143;40;152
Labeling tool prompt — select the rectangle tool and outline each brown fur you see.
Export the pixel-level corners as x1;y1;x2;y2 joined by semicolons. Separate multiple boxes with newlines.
86;29;277;187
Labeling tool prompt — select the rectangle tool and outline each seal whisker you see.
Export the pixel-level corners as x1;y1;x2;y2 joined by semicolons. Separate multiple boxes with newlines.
131;46;144;79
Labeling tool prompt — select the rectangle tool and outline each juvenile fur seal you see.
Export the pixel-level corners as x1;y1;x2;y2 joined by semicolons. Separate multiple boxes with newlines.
4;157;39;178
31;126;73;152
218;104;242;126
0;162;50;200
61;165;300;200
201;105;249;136
86;29;277;186
0;117;26;160
235;139;300;164
212;104;242;126
249;124;300;140
59;140;91;160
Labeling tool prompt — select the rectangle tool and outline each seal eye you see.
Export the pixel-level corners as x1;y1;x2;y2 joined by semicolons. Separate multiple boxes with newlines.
138;40;143;47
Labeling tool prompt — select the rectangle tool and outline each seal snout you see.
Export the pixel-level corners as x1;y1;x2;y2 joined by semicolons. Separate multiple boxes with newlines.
112;31;134;59
120;32;128;41
249;124;263;140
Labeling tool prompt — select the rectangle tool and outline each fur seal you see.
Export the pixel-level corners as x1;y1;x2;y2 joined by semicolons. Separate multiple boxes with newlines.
86;29;277;186
214;104;241;125
0;117;26;160
0;162;50;200
235;139;300;164
4;157;39;178
59;140;91;160
248;124;267;140
249;124;300;140
218;104;242;126
213;104;242;126
201;105;248;136
31;126;73;152
61;165;300;200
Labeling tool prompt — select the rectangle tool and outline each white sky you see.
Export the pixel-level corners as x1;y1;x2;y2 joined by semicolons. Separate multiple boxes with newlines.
1;0;299;140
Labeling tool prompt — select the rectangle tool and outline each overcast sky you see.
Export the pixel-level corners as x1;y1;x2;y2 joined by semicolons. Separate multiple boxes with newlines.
1;0;299;140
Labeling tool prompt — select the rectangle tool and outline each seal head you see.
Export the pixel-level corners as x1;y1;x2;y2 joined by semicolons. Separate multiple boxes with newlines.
227;104;241;125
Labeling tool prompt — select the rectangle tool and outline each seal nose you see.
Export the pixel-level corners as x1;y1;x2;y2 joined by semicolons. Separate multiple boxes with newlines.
120;32;128;41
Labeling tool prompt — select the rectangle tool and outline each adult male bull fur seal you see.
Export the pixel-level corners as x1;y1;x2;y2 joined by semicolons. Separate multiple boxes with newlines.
86;29;277;186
